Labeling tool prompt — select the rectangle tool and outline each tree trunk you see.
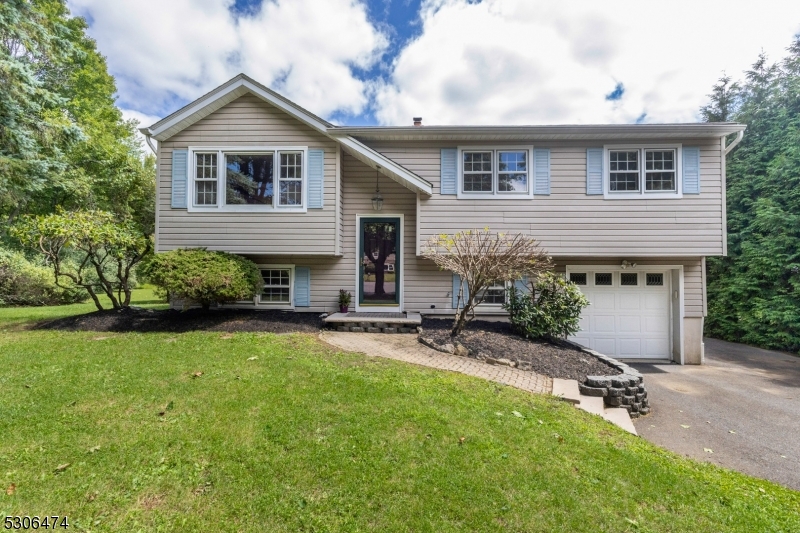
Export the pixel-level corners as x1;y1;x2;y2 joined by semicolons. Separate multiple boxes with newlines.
374;260;386;296
86;286;104;311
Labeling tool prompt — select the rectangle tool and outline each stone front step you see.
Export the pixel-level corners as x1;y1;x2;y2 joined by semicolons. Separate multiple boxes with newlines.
323;312;422;334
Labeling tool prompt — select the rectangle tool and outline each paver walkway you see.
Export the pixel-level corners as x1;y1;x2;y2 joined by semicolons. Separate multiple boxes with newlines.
320;331;553;395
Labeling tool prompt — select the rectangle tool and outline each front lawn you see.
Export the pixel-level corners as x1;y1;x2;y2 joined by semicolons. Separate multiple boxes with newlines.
1;297;798;532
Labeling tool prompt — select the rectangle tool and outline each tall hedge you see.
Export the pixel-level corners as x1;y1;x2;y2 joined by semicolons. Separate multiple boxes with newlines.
702;38;800;353
142;249;262;310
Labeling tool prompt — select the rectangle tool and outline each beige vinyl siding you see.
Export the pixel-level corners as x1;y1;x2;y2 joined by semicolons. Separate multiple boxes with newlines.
366;140;724;257
244;152;423;312
156;94;339;254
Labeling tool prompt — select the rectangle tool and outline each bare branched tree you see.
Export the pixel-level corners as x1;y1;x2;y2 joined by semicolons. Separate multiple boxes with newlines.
422;228;552;336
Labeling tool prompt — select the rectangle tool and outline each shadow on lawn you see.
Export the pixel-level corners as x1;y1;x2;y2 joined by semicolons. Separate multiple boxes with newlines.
34;307;324;334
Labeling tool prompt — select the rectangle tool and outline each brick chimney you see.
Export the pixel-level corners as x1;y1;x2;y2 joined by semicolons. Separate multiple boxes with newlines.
413;117;422;127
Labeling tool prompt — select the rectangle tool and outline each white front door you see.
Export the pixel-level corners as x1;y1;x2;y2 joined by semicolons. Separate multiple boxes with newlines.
568;270;670;359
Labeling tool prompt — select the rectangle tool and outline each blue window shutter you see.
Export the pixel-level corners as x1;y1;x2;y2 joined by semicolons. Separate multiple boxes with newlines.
440;148;457;195
294;267;310;307
514;276;530;295
452;273;469;308
533;148;551;195
586;148;603;195
307;149;324;208
682;146;700;194
171;149;188;208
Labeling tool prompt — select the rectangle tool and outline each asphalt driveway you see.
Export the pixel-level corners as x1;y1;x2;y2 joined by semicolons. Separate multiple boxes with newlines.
631;338;800;491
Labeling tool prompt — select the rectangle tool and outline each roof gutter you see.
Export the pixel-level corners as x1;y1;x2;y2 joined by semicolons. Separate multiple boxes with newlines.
724;129;745;155
139;128;158;154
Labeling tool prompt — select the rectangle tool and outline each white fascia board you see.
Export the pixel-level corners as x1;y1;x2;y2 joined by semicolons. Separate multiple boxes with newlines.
145;75;332;141
337;136;433;196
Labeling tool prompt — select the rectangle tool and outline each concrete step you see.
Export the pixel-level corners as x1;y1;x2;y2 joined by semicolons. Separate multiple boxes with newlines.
552;378;581;404
576;392;637;435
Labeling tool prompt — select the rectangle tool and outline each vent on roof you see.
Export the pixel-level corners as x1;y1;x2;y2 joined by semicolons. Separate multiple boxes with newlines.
413;117;422;127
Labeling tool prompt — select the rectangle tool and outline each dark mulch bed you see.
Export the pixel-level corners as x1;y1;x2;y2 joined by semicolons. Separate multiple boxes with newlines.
35;307;323;334
421;318;621;382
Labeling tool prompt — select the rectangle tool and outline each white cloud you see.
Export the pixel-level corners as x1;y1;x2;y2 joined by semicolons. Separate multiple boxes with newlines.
68;0;387;118
120;109;162;152
375;0;800;125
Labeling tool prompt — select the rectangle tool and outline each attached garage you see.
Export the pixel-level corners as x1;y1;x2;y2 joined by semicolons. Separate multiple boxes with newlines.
567;268;678;361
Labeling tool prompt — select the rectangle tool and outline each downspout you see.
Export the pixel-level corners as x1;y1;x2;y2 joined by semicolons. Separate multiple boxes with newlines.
139;127;158;154
724;130;744;155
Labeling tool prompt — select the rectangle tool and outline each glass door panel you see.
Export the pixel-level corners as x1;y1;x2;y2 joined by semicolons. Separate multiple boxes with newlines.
360;218;399;305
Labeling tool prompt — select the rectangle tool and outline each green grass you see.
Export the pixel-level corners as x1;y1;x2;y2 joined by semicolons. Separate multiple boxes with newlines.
0;286;168;330
1;295;798;531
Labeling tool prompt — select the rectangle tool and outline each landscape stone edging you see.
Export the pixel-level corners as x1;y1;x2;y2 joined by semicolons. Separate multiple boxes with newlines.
557;338;650;418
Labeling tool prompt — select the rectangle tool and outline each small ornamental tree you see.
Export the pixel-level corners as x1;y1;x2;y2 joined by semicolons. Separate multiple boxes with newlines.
422;228;552;336
11;211;151;310
142;249;261;310
504;272;590;340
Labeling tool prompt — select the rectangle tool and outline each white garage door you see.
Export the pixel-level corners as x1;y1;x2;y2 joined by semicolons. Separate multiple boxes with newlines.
568;270;670;359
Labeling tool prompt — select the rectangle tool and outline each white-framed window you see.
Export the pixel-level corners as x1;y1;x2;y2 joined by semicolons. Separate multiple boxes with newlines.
194;153;218;205
457;146;533;198
187;146;308;212
473;281;513;307
258;265;294;307
604;145;682;199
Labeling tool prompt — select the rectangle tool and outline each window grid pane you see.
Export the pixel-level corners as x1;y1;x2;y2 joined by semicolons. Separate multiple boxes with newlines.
498;152;528;193
477;284;506;304
595;273;613;286
463;151;493;192
225;153;274;205
645;150;676;191
609;150;640;192
569;273;587;285
620;273;638;286
195;153;218;205
278;152;303;206
261;268;291;303
195;180;217;205
646;273;664;286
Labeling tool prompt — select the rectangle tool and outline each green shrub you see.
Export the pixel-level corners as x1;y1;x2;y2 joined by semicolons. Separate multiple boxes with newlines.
142;249;262;310
11;210;151;310
503;272;589;340
0;248;85;306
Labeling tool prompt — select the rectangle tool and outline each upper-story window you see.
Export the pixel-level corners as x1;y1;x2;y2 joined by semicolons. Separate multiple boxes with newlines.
188;147;307;212
604;145;681;199
458;147;533;199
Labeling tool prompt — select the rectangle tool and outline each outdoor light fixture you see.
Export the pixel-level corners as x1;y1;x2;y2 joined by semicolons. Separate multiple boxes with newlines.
372;166;383;211
621;260;637;269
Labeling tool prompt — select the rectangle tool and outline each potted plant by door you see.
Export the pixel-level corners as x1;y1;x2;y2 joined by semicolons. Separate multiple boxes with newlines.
338;289;352;313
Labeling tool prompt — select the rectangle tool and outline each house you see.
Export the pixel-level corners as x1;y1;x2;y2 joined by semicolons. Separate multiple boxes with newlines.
140;74;746;365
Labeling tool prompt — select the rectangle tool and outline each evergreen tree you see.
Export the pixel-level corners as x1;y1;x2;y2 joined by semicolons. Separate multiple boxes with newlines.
0;0;155;233
704;38;800;352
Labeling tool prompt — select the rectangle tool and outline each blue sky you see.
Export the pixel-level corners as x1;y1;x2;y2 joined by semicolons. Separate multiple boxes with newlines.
67;0;800;129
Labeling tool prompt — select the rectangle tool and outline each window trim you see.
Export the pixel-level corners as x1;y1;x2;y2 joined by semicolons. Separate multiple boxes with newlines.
456;146;534;199
603;144;682;200
475;280;511;307
186;146;308;213
256;264;295;309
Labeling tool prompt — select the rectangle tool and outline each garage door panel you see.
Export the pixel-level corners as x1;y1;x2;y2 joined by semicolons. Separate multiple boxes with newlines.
569;270;671;360
645;339;669;357
619;293;641;310
619;315;642;333
594;338;616;355
593;292;616;310
619;338;642;356
644;293;666;310
594;315;616;333
644;315;668;333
